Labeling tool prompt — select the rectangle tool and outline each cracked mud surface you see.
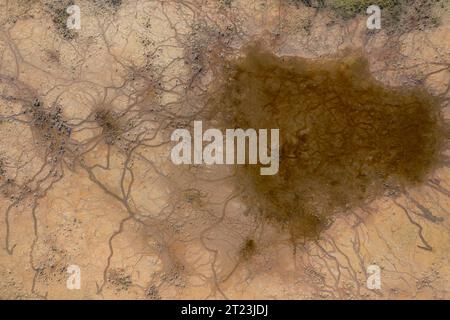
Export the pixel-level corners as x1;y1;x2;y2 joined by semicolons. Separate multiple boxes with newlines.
0;0;449;299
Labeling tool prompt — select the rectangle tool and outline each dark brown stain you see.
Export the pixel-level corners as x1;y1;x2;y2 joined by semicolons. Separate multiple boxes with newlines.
210;43;448;241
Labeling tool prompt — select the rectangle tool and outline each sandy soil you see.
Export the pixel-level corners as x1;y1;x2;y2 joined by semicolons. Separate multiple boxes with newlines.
0;0;449;299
